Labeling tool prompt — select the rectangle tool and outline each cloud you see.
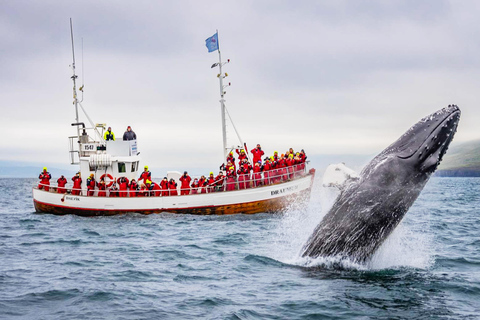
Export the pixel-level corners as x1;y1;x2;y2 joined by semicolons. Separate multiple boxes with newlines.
1;0;479;171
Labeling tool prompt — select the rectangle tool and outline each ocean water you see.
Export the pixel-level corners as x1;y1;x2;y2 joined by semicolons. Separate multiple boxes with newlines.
0;177;479;319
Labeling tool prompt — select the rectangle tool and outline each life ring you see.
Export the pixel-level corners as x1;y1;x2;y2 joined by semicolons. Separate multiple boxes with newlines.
100;173;114;187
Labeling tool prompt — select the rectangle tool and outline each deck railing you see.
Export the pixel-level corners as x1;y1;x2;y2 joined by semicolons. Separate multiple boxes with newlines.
35;162;310;197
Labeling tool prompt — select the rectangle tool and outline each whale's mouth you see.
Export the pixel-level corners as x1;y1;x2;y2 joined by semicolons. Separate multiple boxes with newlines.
395;105;461;171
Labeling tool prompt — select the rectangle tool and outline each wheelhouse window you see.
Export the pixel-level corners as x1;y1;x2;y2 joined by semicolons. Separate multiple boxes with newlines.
118;162;126;173
131;162;137;172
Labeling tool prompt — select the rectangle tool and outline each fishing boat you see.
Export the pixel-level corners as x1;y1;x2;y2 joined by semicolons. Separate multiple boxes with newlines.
32;25;316;216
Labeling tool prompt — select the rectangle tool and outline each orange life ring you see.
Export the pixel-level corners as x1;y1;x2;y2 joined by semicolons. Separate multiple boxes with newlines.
100;173;114;187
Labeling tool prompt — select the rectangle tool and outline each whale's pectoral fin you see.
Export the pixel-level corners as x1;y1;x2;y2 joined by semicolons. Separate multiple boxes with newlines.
322;163;360;190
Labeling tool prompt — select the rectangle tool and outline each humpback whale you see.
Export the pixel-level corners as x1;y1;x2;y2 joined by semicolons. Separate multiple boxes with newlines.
302;105;461;263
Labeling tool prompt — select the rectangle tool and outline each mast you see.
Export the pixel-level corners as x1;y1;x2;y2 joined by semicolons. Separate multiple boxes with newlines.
210;30;231;160
70;18;80;139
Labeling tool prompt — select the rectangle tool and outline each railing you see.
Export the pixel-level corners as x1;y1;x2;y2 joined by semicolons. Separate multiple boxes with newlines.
35;161;310;197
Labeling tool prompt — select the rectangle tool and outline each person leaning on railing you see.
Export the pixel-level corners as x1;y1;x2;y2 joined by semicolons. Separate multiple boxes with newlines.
38;167;51;191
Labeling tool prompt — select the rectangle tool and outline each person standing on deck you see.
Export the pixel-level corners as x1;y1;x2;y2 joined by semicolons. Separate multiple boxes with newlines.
86;174;96;196
71;172;82;195
129;179;138;197
160;177;169;196
168;178;178;196
38;167;51;191
179;171;192;195
57;175;67;194
250;144;264;164
123;126;136;141
138;166;151;184
104;127;115;141
97;177;107;197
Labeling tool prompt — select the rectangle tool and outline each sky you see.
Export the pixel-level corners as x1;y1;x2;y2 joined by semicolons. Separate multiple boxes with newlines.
1;0;479;171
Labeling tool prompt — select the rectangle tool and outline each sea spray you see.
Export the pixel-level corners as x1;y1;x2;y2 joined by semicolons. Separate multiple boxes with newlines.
267;178;434;270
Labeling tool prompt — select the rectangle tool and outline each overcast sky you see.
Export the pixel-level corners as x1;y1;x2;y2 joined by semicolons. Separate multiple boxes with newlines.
1;0;479;170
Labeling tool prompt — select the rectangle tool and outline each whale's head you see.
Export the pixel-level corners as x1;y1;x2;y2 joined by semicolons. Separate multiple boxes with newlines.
362;105;461;186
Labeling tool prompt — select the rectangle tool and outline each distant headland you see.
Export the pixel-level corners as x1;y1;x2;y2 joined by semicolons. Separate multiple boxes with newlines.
436;139;480;177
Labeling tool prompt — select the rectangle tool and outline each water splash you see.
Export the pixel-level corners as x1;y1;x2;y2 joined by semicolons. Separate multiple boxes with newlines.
267;177;434;270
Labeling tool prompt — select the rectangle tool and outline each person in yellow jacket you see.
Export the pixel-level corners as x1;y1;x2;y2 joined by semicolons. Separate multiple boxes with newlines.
104;127;115;141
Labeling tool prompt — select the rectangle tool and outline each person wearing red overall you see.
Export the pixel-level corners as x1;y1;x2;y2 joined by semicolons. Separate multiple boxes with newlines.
168;179;178;196
262;158;272;185
236;148;247;165
179;171;192;195
86;174;96;196
160;177;169;196
207;172;216;193
226;152;236;171
116;177;129;197
38;167;51;191
250;144;265;165
71;172;82;195
146;180;161;197
215;171;225;192
198;175;207;194
109;181;119;197
129;179;138;197
57;175;67;194
138;183;147;197
278;155;288;181
226;167;236;191
237;166;247;190
138;166;151;184
97;178;107;197
252;162;262;187
191;178;200;194
286;154;295;179
241;159;252;188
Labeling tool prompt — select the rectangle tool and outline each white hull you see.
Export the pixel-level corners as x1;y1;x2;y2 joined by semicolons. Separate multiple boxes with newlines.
33;171;316;216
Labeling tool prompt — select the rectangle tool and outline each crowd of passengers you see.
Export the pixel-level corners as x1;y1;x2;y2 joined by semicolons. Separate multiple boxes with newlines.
37;145;307;197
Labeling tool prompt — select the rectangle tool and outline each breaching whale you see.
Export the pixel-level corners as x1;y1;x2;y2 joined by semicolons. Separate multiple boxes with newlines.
302;105;461;263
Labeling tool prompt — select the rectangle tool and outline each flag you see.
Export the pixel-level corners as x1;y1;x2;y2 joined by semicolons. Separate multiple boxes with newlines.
205;32;219;52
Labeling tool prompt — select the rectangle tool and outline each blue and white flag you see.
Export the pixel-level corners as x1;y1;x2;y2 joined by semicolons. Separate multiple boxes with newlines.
205;32;219;52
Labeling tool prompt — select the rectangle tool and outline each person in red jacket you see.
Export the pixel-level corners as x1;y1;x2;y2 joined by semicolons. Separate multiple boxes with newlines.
198;175;207;194
237;166;247;190
262;158;272;185
86;174;96;196
226;167;236;191
191;178;200;194
226;152;236;171
57;175;67;194
97;177;107;197
109;181;119;197
118;177;129;197
206;172;216;193
236;148;247;165
160;177;169;196
71;172;82;195
146;180;161;197
138;166;151;184
250;144;264;164
129;179;138;197
168;178;178;196
38;167;51;191
286;154;295;179
241;159;252;188
278;155;288;181
179;171;192;195
215;171;225;192
252;161;262;187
